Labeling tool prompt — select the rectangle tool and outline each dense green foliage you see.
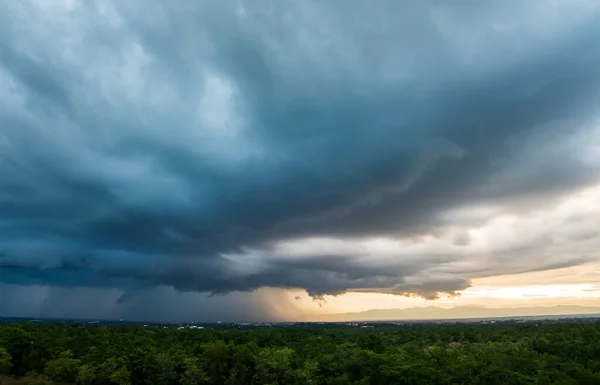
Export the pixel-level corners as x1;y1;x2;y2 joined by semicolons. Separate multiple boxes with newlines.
1;320;599;384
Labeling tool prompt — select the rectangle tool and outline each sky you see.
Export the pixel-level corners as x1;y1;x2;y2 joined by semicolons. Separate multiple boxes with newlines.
1;0;600;322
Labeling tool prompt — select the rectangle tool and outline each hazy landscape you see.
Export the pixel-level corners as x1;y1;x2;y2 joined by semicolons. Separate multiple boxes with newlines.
318;305;600;322
2;0;600;383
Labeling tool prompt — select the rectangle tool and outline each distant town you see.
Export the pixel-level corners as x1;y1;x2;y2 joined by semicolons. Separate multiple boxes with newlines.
2;313;599;329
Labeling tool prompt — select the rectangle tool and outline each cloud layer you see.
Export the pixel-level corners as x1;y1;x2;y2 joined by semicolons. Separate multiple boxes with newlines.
2;0;600;318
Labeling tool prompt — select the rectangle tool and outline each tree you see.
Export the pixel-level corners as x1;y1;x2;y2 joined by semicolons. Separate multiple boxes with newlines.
2;320;600;385
0;347;13;374
44;350;81;384
180;357;209;385
254;347;295;384
0;325;34;375
76;364;97;385
110;366;132;385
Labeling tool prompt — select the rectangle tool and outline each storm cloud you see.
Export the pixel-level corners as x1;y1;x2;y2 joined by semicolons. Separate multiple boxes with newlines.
2;0;600;319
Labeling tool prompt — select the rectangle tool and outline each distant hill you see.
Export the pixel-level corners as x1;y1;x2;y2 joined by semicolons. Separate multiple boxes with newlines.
316;305;600;322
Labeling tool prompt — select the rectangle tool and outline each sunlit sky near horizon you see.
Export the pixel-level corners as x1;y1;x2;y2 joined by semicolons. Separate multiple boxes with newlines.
1;0;600;322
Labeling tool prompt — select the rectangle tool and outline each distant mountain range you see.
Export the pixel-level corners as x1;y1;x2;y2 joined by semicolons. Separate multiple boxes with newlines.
316;305;600;322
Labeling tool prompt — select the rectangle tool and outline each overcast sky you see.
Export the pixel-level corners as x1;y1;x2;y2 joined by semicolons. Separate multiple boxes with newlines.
1;0;600;322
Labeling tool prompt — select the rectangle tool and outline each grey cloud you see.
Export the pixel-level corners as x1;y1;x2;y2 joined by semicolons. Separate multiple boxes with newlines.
2;0;600;317
0;283;300;322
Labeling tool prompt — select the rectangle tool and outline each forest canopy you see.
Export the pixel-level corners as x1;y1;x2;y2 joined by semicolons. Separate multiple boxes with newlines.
1;319;600;384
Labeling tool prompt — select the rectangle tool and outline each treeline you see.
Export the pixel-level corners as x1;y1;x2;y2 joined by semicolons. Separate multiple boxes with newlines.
1;320;600;384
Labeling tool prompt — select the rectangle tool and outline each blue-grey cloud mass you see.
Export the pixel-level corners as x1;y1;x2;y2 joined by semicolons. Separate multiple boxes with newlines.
2;0;600;320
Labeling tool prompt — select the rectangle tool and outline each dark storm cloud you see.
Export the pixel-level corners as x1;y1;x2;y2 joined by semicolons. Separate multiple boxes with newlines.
2;0;600;312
